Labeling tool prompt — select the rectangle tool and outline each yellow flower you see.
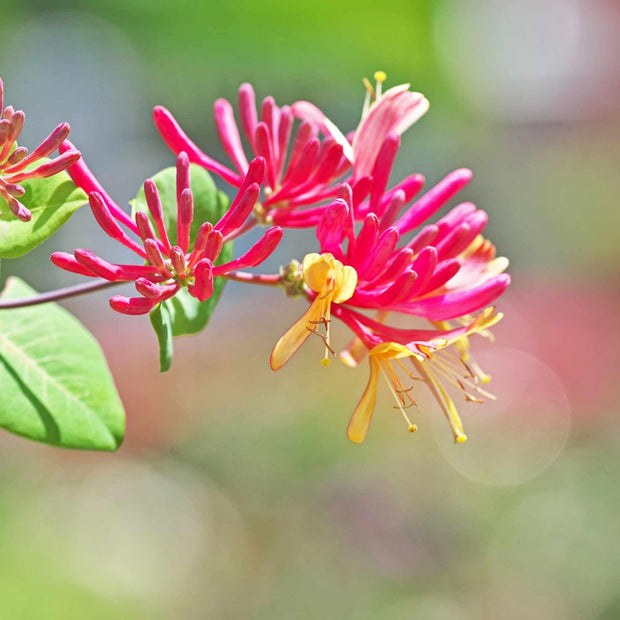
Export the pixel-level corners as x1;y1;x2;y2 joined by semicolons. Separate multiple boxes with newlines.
347;308;502;444
270;253;357;370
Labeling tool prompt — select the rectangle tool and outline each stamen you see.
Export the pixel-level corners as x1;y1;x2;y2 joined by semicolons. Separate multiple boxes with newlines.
374;70;387;99
378;362;418;434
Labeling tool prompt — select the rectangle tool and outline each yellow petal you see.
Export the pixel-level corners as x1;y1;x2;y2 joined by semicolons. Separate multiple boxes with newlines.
270;294;325;370
302;253;334;293
347;358;380;444
332;265;358;303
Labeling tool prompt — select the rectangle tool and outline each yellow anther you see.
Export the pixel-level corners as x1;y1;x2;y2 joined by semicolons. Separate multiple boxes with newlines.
408;424;418;433
374;70;387;82
321;358;331;367
456;434;468;444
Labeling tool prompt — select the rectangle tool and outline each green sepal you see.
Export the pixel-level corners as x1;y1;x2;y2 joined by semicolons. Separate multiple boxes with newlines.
0;277;125;450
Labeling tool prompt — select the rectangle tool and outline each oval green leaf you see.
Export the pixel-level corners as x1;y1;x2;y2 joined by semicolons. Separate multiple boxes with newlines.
0;277;125;450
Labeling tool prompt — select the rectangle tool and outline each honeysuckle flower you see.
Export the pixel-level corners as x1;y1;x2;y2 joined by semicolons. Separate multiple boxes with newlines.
51;148;283;315
292;72;429;180
334;305;503;444
0;77;80;221
270;252;357;370
153;83;351;226
314;187;510;321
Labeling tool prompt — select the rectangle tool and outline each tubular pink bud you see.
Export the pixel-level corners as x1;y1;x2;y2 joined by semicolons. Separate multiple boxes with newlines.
394;169;473;235
4;146;28;168
350;214;379;268
277;138;319;193
316;199;348;255
213;227;283;274
144;178;171;252
3;194;31;221
420;259;462;295
282;121;316;183
398;274;511;320
407;246;438;296
368;248;414;287
4;123;71;174
134;278;178;299
214;98;249;175
176;151;191;205
135;211;157;243
170;246;186;278
308;142;343;186
5;183;25;198
89;192;147;258
253;122;276;189
177;188;194;253
238;83;258;148
204;230;224;262
276;106;293;178
406;224;439;254
74;249;123;281
144;238;171;276
50;251;97;277
351;176;372;208
376;270;418;306
434;223;472;261
9;150;80;183
187;221;213;268
359;227;400;281
379;189;406;230
368;133;399;215
110;295;160;315
215;182;260;237
188;258;214;301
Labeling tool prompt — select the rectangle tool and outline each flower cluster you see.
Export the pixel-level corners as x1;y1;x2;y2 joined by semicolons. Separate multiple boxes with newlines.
51;72;510;445
0;78;80;221
51;147;282;314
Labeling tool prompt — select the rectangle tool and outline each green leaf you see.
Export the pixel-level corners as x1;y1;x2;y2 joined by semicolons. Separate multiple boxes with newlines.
0;277;125;450
133;164;233;370
0;169;88;258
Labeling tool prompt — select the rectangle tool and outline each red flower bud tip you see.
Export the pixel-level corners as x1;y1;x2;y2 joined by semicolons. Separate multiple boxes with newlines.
170;246;186;279
143;178;171;252
109;295;160;316
187;258;213;302
215;98;249;175
177;188;194;253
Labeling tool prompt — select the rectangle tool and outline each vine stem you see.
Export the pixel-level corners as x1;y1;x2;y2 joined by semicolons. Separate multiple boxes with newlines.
0;270;282;310
222;271;281;286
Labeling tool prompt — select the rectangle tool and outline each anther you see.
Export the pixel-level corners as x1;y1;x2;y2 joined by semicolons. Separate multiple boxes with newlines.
408;424;418;433
321;358;331;367
456;433;468;444
374;70;387;82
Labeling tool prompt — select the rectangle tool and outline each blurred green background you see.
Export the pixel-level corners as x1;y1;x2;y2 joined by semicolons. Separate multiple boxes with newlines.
0;0;619;618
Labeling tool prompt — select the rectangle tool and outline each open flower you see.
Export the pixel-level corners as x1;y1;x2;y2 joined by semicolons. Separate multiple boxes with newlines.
0;77;80;221
51;148;283;314
153;83;350;225
270;253;357;370
337;306;503;444
292;72;429;180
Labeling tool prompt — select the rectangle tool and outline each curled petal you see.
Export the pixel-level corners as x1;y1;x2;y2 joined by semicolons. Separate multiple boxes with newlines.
347;358;380;443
